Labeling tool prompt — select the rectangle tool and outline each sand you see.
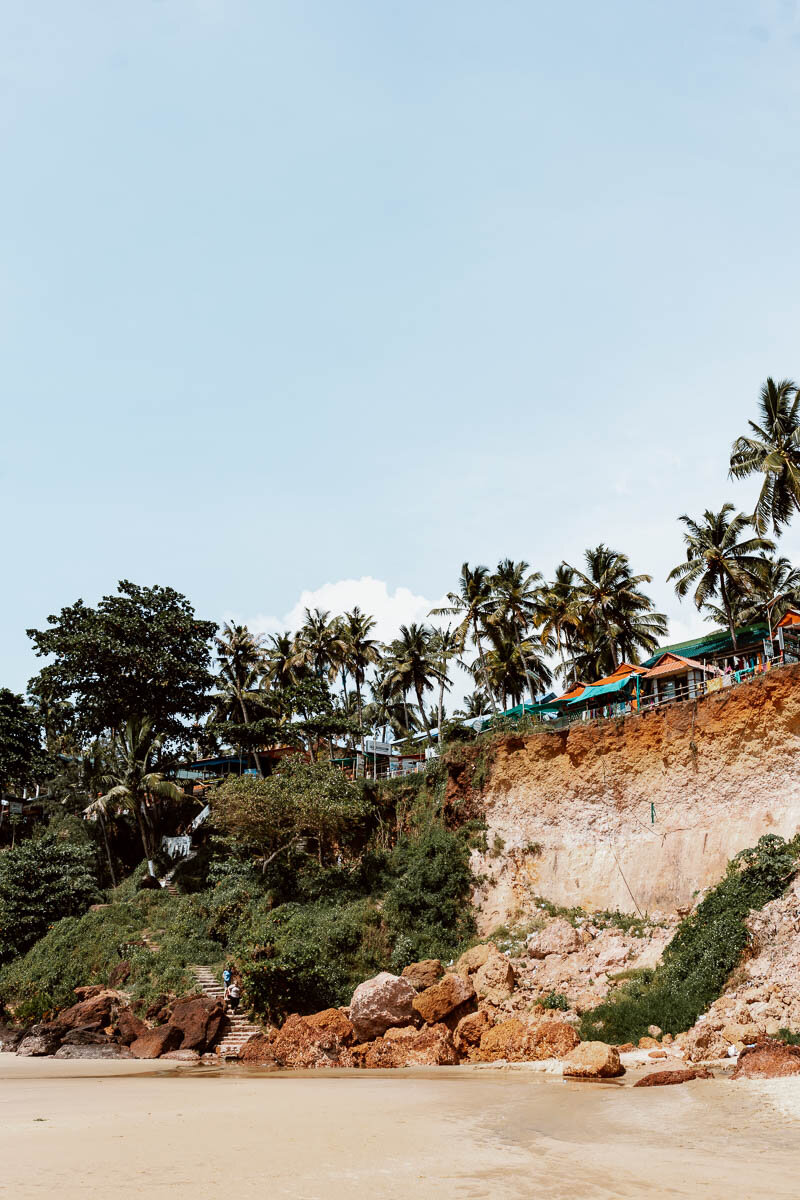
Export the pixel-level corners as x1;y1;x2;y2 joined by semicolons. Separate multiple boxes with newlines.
2;1056;800;1199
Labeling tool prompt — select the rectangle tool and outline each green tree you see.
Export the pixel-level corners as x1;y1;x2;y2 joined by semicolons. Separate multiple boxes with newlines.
730;377;800;534
292;609;346;681
0;833;99;963
212;622;267;775
339;608;382;755
668;505;775;649
385;624;439;743
488;559;552;706
432;563;498;713
428;626;459;745
27;581;216;745
0;690;47;793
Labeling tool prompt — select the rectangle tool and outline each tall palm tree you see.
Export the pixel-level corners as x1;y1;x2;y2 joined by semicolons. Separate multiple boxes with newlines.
385;624;439;743
431;563;498;713
534;564;579;671
489;559;551;706
565;545;667;674
340;607;382;754
730;377;800;534
668;505;775;649
479;626;551;709
429;626;459;744
86;717;185;877
214;622;267;776
292;608;345;681
263;632;306;690
456;689;489;719
737;554;800;628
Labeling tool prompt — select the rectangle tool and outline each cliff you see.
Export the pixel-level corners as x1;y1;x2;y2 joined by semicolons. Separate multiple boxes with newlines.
460;664;800;932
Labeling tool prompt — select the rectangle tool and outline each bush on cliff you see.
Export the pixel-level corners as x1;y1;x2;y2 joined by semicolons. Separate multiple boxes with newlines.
384;825;475;969
0;834;100;964
580;834;799;1044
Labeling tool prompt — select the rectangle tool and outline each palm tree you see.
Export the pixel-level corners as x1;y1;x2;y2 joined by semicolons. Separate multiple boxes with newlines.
730;377;800;534
478;627;550;709
456;689;489;719
340;608;382;755
263;632;306;690
292;608;345;680
488;559;552;706
86;717;185;877
565;545;667;674
431;563;498;713
534;564;579;671
214;622;267;776
385;624;439;743
668;505;775;649
737;554;800;629
429;626;459;744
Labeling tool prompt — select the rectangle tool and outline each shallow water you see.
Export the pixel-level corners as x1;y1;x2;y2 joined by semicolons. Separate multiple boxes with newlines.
1;1058;798;1198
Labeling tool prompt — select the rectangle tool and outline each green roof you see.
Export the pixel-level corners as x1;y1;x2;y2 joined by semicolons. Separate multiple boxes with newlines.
643;621;768;667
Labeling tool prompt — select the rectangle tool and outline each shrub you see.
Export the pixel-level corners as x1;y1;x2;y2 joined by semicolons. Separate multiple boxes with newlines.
580;835;798;1044
539;991;569;1011
0;833;100;963
383;825;475;968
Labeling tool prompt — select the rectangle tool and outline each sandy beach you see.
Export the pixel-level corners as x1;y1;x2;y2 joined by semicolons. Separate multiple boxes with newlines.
2;1057;799;1199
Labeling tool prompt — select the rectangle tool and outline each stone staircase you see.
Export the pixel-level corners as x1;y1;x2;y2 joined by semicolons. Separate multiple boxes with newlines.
191;966;262;1059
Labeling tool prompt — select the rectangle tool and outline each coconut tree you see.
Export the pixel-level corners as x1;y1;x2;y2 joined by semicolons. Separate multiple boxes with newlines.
565;545;667;672
533;565;579;670
86;717;186;877
488;559;552;706
213;622;267;776
431;563;498;713
428;626;459;745
729;377;800;534
292;608;345;681
385;624;440;743
734;554;800;630
455;689;489;719
339;608;382;755
263;632;307;691
668;505;775;649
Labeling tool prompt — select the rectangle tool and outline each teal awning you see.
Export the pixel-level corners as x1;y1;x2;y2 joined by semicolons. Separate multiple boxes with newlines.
568;675;636;705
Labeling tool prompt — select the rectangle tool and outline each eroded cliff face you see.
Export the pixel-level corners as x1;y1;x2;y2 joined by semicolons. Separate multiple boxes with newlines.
463;665;800;932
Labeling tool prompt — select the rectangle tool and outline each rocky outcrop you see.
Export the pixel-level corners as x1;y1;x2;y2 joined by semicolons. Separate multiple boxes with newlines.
455;943;496;976
239;1034;277;1064
473;951;515;1004
115;1008;148;1046
169;996;226;1053
454;1010;493;1057
129;1025;183;1059
349;973;417;1041
412;974;475;1025
562;1041;623;1079
354;1023;459;1069
634;1067;713;1087
477;1017;580;1063
733;1041;800;1079
527;919;583;959
17;1032;62;1057
401;960;444;992
54;1044;134;1060
271;1012;355;1069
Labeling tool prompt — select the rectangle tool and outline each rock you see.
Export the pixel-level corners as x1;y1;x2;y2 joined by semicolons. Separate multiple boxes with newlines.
473;953;516;1005
455;943;497;976
239;1035;278;1064
477;1018;580;1063
413;974;476;1025
305;1008;355;1044
115;1008;148;1046
616;1043;634;1053
634;1068;714;1087
647;1025;663;1039
160;1049;201;1062
0;1029;23;1053
401;960;444;992
55;990;118;1033
684;1024;729;1063
721;1022;761;1045
145;996;169;1020
16;1033;62;1057
563;1041;624;1079
358;1024;458;1068
349;973;417;1041
527;919;582;959
271;1013;355;1069
648;1050;667;1059
733;1041;800;1079
168;996;225;1052
129;1025;183;1059
61;1029;110;1046
108;961;131;988
453;1010;493;1055
54;1044;134;1060
638;1036;659;1049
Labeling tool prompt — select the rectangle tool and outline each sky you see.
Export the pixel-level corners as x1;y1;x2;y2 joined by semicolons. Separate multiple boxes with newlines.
3;0;800;703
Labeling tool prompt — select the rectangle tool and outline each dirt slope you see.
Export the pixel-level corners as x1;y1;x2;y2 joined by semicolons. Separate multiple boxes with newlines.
464;665;800;932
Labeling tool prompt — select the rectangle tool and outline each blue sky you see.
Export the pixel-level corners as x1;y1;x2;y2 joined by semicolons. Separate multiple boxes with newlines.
3;1;800;698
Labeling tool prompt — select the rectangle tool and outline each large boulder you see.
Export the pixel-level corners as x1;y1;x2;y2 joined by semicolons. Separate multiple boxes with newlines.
401;960;444;992
271;1013;355;1069
129;1025;183;1059
55;989;118;1033
527;919;583;959
634;1068;713;1087
563;1041;624;1079
413;973;476;1025
733;1041;800;1079
304;1008;355;1044
357;1023;459;1069
721;1022;761;1046
16;1032;62;1057
349;973;417;1041
454;1009;493;1056
61;1029;111;1046
54;1044;133;1060
455;943;496;977
477;1018;580;1063
168;996;226;1052
684;1024;730;1063
473;952;515;1005
115;1008;148;1046
239;1035;278;1065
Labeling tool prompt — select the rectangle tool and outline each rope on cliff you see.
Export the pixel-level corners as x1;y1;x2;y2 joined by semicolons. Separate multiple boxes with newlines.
611;848;645;919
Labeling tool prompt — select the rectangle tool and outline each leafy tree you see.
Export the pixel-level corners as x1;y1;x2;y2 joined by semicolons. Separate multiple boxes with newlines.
730;377;800;534
0;833;99;963
212;622;267;775
211;760;371;870
488;559;551;706
27;581;216;744
668;506;774;648
429;626;459;744
383;825;475;967
385;624;439;742
339;608;382;753
432;563;499;713
0;689;47;793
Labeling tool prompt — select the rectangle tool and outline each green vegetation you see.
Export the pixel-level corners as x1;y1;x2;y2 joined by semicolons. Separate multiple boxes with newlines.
0;834;100;964
580;835;798;1044
538;991;569;1011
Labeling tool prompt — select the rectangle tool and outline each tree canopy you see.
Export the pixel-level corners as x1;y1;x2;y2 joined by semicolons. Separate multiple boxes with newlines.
0;689;47;793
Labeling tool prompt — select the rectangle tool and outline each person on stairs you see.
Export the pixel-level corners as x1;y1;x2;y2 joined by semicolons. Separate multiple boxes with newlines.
225;978;241;1014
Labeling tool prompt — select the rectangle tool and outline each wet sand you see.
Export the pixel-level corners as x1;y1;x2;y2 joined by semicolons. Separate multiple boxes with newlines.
2;1056;799;1199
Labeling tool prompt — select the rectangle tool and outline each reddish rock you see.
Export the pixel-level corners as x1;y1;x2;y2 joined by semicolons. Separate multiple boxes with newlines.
239;1035;278;1064
473;953;515;1005
563;1041;624;1079
616;1043;634;1053
733;1041;800;1079
530;1021;581;1060
160;1049;201;1063
477;1017;580;1063
454;1009;493;1055
413;974;476;1025
55;990;117;1032
271;1013;355;1069
527;919;583;959
108;961;131;988
115;1008;147;1046
61;1029;110;1046
648;1050;667;1059
401;960;445;992
349;973;417;1041
455;943;496;976
358;1023;459;1068
305;1008;355;1044
634;1068;714;1087
129;1025;183;1059
169;996;225;1052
